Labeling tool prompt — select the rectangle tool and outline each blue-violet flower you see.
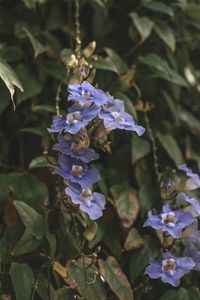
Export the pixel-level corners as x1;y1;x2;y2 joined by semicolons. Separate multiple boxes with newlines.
53;154;100;189
143;204;194;238
65;186;105;220
145;252;195;287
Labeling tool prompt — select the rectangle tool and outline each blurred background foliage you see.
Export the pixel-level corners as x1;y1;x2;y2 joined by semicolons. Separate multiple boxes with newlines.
0;0;200;299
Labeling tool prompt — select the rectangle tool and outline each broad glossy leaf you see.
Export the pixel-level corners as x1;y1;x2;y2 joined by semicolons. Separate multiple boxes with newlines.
129;12;153;42
11;229;42;255
156;132;183;166
0;59;23;102
98;256;134;300
67;258;107;300
13;201;46;239
124;228;144;251
154;21;175;52
111;185;140;228
10;263;34;300
29;155;57;169
131;135;150;164
143;2;174;17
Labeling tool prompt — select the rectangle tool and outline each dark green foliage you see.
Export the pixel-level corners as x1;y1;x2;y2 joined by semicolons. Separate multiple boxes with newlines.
0;0;200;299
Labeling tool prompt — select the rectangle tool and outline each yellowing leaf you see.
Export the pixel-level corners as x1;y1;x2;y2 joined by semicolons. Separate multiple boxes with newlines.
124;228;144;251
83;222;98;241
99;256;134;300
52;261;68;279
111;185;140;228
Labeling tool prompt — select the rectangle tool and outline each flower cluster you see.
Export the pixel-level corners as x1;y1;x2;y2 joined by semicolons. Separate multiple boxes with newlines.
144;164;200;287
48;80;145;220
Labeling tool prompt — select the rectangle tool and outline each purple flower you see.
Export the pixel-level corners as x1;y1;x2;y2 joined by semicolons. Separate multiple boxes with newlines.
53;154;100;189
48;104;99;134
65;187;105;220
52;135;99;163
179;164;200;190
99;98;145;135
183;247;200;271
143;204;194;239
68;80;108;105
177;192;200;217
145;252;195;287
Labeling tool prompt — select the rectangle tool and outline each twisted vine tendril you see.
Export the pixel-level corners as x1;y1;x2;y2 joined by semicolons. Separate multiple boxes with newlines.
144;111;161;184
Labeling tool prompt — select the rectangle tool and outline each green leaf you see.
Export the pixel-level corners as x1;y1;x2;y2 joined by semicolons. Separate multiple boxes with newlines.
21;127;47;136
143;2;174;17
36;273;56;300
124;228;144;251
11;229;42;255
41;61;65;80
0;79;11;114
22;27;45;58
185;4;200;21
156;132;183;166
22;0;46;9
10;263;34;300
177;108;200;135
129;236;159;281
104;48;128;74
98;256;134;300
129;12;153;42
138;185;158;217
67;258;107;300
88;48;127;75
160;288;200;300
33;104;56;113
0;46;23;62
154;21;176;52
16;64;42;103
0;59;23;104
110;185;140;228
56;288;74;300
131;135;150;164
139;54;188;87
0;172;48;211
13;200;46;239
29;155;57;169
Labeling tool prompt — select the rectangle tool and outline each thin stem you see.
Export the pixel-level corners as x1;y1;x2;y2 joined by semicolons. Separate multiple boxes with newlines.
144;111;161;184
55;83;61;116
75;0;81;61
